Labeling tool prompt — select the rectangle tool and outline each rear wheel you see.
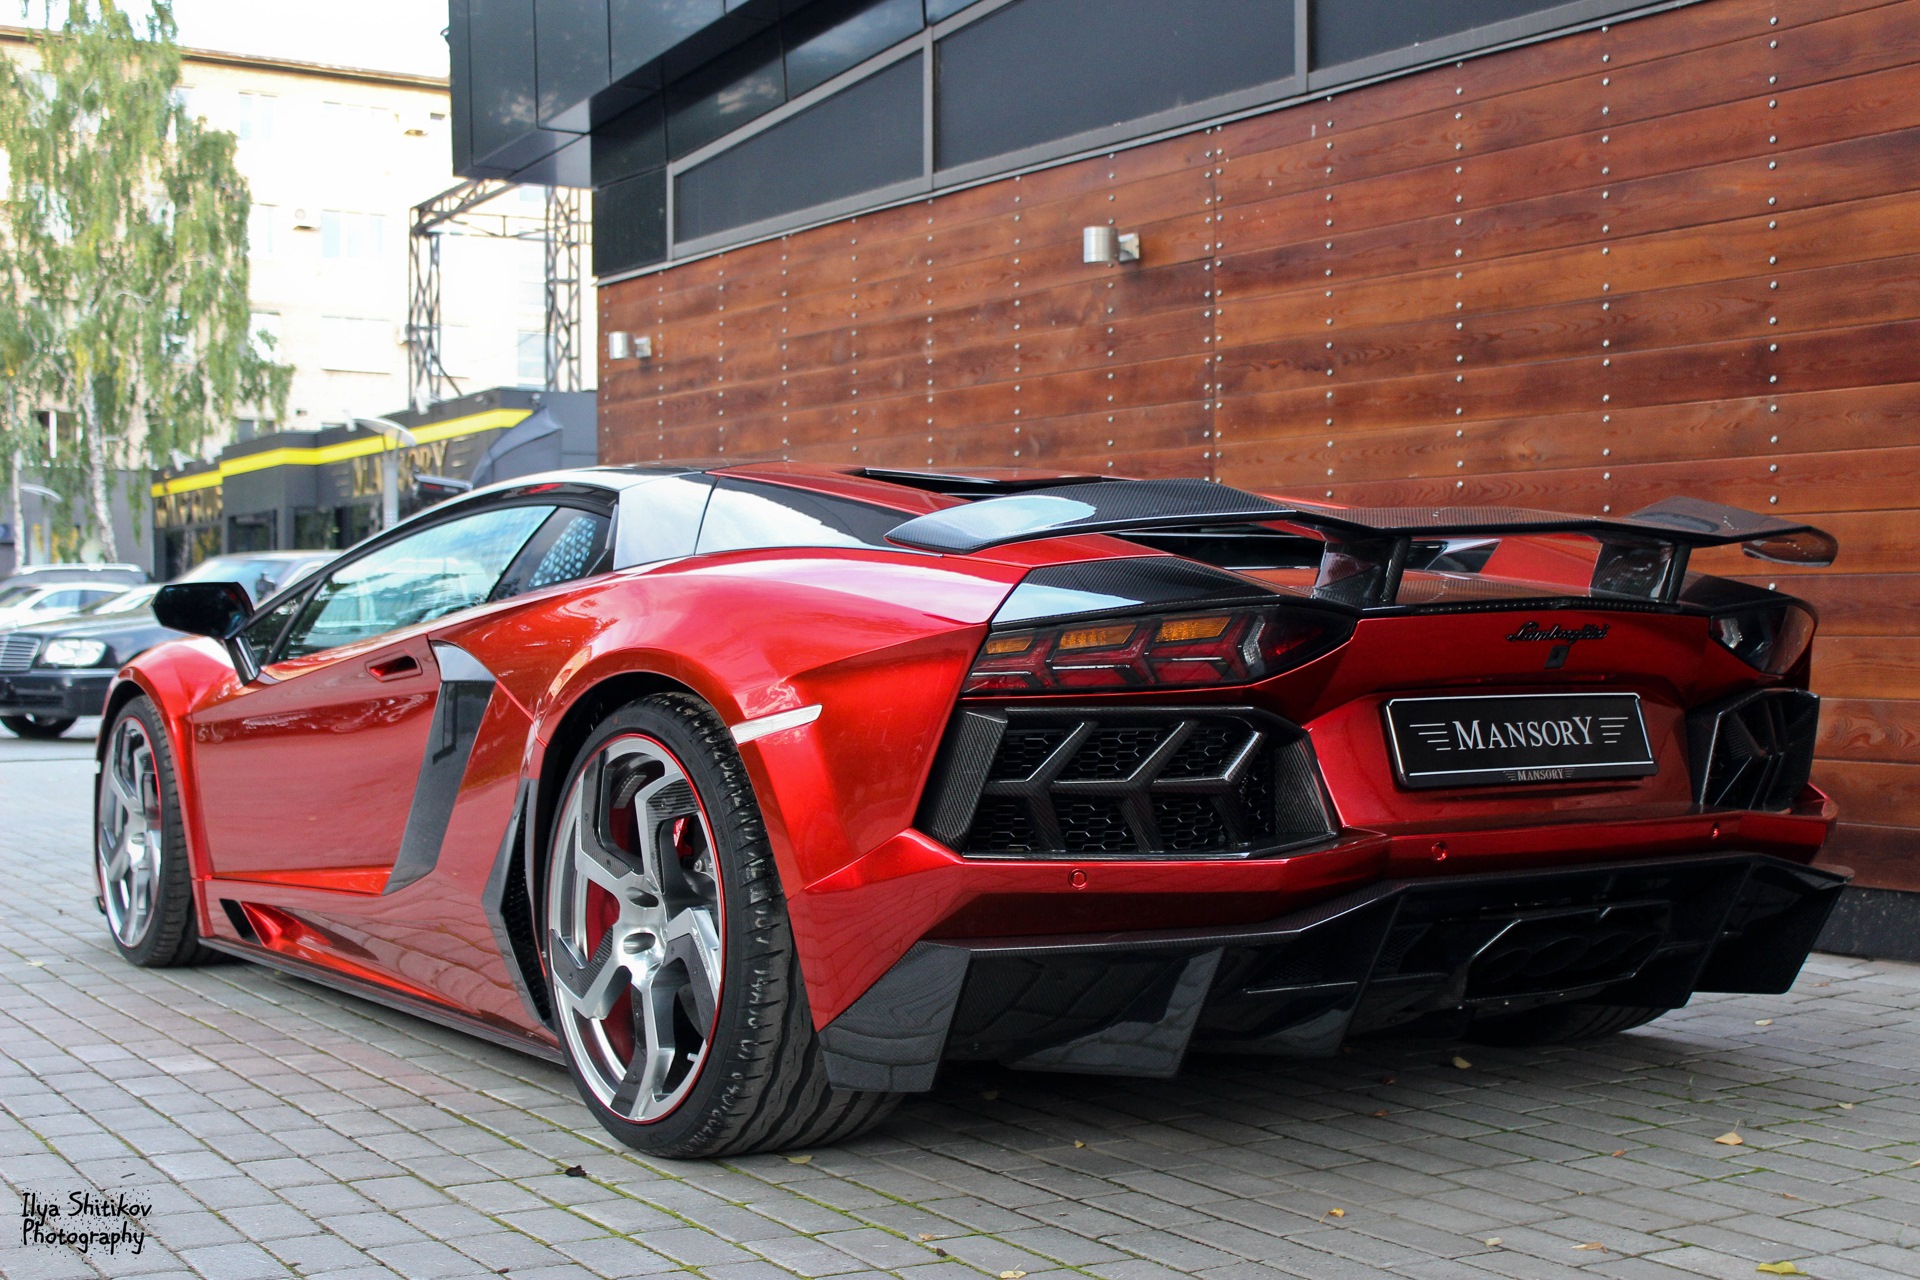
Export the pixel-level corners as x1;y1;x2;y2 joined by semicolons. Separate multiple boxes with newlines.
544;693;898;1157
96;698;208;967
1467;1002;1669;1047
4;714;75;739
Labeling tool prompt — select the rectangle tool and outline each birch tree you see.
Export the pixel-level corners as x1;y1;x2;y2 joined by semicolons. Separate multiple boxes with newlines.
0;0;289;560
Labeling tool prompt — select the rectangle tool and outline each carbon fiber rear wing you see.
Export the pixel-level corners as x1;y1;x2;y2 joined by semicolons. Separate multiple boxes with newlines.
885;479;1836;607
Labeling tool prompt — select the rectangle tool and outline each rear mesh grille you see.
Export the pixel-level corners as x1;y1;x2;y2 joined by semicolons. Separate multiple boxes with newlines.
0;636;40;674
1688;688;1818;812
919;706;1335;859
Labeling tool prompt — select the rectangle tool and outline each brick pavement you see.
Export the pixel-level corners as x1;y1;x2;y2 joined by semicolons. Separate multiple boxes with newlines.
3;739;1918;1280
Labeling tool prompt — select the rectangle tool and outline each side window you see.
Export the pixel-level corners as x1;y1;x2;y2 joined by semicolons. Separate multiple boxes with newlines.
277;505;553;659
695;479;905;554
34;590;83;612
491;509;611;601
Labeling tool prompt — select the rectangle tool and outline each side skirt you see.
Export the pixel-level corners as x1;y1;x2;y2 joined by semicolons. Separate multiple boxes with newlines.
201;937;565;1065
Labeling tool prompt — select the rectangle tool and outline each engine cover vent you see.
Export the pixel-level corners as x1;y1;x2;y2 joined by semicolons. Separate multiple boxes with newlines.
919;706;1335;860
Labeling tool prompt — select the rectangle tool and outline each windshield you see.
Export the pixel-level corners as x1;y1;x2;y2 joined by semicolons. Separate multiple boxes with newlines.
0;584;37;607
81;585;161;616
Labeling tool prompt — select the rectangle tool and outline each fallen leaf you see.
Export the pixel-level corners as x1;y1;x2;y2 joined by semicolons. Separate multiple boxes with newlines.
562;1165;586;1178
1755;1019;1773;1027
1483;1237;1502;1248
1610;1150;1627;1157
1838;1102;1854;1110
918;1234;935;1242
1327;1208;1346;1218
26;959;44;967
1715;1132;1745;1146
786;1154;812;1164
1755;1264;1807;1276
1813;981;1829;987
1073;1140;1085;1148
1573;1242;1608;1251
981;1090;999;1101
999;1271;1027;1279
1452;1055;1472;1069
934;1248;948;1257
1372;1109;1389;1118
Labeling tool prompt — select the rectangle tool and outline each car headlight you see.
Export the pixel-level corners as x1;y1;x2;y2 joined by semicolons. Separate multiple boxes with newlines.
39;638;111;668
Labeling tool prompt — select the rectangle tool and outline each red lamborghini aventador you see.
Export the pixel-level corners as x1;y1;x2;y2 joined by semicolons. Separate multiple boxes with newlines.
100;465;1842;1157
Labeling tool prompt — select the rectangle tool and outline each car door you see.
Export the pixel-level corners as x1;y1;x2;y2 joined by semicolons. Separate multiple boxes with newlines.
189;503;558;888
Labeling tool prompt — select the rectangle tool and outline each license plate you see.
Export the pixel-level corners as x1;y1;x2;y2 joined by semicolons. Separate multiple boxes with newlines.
1383;693;1657;788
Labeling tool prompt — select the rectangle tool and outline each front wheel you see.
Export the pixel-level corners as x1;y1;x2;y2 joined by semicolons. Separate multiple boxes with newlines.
4;714;75;739
96;697;208;967
544;693;898;1157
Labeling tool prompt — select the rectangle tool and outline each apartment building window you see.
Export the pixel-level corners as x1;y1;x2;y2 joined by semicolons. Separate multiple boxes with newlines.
319;316;393;374
321;211;386;261
321;100;391;146
236;91;277;143
247;205;278;256
516;331;546;386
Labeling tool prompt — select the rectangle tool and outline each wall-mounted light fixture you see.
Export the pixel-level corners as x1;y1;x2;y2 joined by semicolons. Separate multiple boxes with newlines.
1083;225;1141;265
607;331;654;360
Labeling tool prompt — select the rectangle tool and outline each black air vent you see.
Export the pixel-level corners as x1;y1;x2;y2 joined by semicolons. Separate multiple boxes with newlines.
919;707;1335;859
1688;688;1819;812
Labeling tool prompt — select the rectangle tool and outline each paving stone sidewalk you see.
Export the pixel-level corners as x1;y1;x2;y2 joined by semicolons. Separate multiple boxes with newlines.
3;745;1918;1280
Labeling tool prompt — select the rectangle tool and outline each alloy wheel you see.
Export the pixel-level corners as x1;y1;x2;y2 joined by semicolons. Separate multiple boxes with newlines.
97;716;163;948
547;734;725;1123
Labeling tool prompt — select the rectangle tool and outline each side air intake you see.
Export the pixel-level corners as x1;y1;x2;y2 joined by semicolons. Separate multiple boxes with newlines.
918;706;1335;859
1688;688;1819;812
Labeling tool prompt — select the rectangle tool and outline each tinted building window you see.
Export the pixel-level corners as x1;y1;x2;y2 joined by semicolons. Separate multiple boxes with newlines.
926;0;973;20
785;0;925;97
935;0;1293;170
667;27;786;158
594;168;668;275
676;54;922;243
1310;0;1574;69
696;479;909;554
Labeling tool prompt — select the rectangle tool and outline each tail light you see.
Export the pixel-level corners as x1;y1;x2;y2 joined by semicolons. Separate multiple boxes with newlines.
963;606;1351;695
1710;603;1815;675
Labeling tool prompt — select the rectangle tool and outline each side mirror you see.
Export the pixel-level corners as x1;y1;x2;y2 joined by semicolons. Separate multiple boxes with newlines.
153;582;260;682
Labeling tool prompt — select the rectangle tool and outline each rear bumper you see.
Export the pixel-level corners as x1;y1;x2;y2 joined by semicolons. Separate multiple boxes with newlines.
817;852;1846;1091
0;670;113;719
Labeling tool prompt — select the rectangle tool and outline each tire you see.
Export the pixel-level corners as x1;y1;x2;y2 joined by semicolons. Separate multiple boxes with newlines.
1467;1002;1670;1047
96;697;210;967
543;692;899;1158
4;714;75;740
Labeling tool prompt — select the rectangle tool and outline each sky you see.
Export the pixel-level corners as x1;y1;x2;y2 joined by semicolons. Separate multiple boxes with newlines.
14;0;451;78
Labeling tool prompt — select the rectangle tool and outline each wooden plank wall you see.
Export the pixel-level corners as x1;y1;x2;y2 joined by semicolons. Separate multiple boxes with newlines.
599;0;1920;891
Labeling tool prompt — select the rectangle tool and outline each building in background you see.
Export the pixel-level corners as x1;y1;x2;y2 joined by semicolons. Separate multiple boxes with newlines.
453;0;1920;951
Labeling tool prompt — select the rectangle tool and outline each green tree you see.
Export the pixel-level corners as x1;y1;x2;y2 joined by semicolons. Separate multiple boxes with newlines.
0;0;289;560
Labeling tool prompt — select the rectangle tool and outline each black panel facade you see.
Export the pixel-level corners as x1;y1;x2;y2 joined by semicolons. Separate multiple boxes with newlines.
1309;0;1575;69
591;94;667;189
666;26;786;157
675;53;921;242
467;0;541;164
935;0;1294;170
784;0;924;97
536;0;612;129
594;168;668;275
610;0;728;79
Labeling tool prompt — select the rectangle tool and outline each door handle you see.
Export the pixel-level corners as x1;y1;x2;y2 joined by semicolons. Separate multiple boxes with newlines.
366;654;421;682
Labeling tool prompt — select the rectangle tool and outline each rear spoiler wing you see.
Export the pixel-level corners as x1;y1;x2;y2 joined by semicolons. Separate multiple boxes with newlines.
886;479;1836;607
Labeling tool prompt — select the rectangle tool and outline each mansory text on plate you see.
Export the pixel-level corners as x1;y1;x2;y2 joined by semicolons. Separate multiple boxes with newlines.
99;465;1844;1156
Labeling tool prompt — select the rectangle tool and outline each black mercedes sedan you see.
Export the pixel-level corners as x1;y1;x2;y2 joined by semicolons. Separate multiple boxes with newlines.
0;550;334;738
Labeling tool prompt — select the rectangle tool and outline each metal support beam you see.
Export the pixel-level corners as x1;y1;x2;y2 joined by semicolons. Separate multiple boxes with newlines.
544;187;585;394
